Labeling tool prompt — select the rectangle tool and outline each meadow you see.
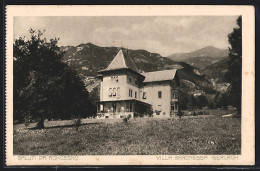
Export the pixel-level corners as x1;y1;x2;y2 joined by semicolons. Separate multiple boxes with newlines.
13;110;241;155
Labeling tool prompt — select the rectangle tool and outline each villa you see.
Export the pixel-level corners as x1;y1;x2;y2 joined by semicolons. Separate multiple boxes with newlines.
96;49;180;118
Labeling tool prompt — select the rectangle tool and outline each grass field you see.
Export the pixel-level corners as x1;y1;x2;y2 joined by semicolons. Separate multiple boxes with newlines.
13;110;240;155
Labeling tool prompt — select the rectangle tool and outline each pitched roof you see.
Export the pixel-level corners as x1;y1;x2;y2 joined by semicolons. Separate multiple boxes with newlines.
142;69;177;83
100;49;139;73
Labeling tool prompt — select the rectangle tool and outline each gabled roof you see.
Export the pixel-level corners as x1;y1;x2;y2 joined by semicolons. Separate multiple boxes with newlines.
142;69;177;83
99;49;139;73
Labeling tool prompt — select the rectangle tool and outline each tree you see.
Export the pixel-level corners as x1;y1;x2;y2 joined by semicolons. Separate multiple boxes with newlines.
214;92;229;109
208;100;215;109
195;95;208;109
225;16;242;114
187;95;196;111
179;91;190;110
14;29;92;128
89;87;100;102
176;106;183;119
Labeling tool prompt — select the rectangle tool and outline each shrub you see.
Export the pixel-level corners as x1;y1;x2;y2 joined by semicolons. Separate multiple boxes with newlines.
198;111;204;115
123;117;127;123
74;118;81;131
177;108;183;119
187;102;194;111
24;122;30;127
148;110;153;117
24;116;31;127
208;101;215;109
123;114;131;123
204;111;209;115
154;110;161;115
193;110;197;116
127;114;131;120
195;95;208;109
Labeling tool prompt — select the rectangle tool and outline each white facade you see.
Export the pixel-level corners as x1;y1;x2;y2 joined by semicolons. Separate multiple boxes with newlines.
140;82;172;116
96;49;180;118
100;73;141;102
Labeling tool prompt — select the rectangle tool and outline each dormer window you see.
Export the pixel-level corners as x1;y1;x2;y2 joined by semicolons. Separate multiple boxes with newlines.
111;76;119;83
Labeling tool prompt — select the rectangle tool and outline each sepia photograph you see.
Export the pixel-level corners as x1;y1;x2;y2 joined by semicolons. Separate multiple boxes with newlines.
5;5;255;165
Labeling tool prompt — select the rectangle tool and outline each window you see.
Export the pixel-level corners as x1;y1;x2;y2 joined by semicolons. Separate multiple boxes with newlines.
129;89;132;97
172;91;178;99
113;88;116;96
112;103;117;112
158;91;162;98
135;91;137;98
128;76;132;83
158;105;162;112
111;76;119;83
117;87;120;97
129;103;132;112
143;92;147;99
118;104;121;112
100;104;103;111
109;88;112;97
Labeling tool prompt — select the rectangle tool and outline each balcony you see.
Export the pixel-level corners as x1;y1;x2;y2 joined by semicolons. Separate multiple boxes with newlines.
171;98;178;102
97;112;134;119
171;89;179;102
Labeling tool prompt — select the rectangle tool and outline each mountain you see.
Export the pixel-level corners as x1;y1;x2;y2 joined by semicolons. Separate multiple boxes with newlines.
181;56;227;69
167;46;229;68
201;57;231;92
201;57;229;83
60;43;215;93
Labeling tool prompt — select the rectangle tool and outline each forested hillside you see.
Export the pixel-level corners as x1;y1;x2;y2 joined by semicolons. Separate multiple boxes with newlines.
60;43;215;93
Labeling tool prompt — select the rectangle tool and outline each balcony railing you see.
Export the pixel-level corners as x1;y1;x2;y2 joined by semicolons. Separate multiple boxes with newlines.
171;98;178;102
97;112;134;119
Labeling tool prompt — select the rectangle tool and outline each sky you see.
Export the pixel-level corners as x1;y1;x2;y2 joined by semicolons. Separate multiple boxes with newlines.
14;16;239;56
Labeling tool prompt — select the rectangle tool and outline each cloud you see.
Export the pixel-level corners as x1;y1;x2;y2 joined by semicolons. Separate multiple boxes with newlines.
13;16;239;56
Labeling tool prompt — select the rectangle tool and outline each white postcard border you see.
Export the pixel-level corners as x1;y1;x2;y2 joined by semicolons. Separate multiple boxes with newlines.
5;5;255;166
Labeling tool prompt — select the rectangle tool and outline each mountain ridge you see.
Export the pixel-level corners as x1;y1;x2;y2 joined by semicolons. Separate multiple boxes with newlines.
59;43;217;94
166;46;229;68
201;57;229;83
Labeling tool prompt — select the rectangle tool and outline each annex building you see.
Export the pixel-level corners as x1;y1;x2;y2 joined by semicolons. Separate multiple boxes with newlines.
96;49;180;118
